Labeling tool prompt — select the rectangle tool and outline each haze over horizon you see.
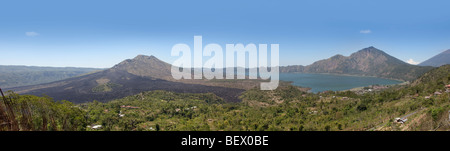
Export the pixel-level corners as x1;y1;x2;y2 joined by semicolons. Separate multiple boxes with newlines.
0;0;449;68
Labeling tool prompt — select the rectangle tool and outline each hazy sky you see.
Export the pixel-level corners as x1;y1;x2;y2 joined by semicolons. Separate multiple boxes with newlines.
0;0;449;68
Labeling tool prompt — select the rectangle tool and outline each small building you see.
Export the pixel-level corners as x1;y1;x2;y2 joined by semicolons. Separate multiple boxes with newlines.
87;125;103;130
309;111;318;114
118;110;125;117
120;105;140;109
394;118;407;124
434;91;442;95
92;125;102;129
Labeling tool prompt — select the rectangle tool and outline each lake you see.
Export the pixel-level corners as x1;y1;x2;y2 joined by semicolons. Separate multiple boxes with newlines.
279;73;403;93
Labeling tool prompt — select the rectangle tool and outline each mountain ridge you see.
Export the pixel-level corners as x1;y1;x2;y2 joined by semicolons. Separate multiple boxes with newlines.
418;49;450;67
0;65;101;88
6;46;436;103
280;47;434;81
8;55;245;103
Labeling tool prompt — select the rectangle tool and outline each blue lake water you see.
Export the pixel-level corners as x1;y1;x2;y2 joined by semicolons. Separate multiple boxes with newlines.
279;73;403;93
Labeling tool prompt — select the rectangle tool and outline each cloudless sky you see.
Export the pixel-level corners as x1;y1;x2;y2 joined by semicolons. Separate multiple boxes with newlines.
0;0;449;68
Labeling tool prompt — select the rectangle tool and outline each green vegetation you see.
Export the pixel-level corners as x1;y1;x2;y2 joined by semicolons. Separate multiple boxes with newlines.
92;82;122;93
0;91;86;131
82;91;224;131
0;65;448;131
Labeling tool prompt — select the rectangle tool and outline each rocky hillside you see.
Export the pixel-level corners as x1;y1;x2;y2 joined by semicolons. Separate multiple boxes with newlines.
280;47;434;81
7;55;245;103
418;49;450;67
111;55;172;80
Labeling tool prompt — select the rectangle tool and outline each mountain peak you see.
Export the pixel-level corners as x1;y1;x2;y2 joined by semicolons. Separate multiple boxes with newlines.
330;54;346;60
351;46;407;65
133;55;158;61
358;46;384;54
112;55;172;80
352;46;381;56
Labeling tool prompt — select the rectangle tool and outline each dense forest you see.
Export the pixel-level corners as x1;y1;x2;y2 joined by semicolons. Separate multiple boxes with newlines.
0;90;86;131
0;65;449;131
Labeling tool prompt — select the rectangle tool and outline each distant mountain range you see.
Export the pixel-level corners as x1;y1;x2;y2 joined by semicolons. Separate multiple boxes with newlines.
418;49;450;67
280;47;434;81
0;66;100;88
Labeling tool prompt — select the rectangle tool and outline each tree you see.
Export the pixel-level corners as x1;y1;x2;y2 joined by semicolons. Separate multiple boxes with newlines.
156;124;160;131
324;125;331;131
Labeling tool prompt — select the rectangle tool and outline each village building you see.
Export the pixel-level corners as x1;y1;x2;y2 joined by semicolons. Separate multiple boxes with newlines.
119;111;125;117
394;118;407;124
120;105;140;109
434;91;442;95
87;125;103;130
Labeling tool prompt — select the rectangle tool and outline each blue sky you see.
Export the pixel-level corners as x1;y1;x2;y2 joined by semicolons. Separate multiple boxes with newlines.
0;0;449;68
